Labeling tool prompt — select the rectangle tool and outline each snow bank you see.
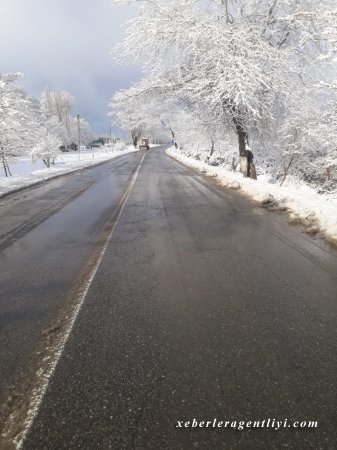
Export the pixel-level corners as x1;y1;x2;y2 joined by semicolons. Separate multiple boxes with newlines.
167;147;337;246
0;146;137;198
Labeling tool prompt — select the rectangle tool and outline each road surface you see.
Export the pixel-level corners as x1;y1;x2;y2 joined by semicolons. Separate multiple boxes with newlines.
0;147;337;449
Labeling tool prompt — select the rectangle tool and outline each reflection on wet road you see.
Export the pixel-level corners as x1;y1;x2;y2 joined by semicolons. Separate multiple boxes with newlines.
1;147;337;450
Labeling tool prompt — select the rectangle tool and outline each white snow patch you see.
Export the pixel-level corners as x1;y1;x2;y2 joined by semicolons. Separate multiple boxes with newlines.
0;146;138;197
167;147;337;245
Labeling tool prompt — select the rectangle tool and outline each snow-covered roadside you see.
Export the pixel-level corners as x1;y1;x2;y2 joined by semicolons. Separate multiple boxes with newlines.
0;146;138;198
167;147;337;246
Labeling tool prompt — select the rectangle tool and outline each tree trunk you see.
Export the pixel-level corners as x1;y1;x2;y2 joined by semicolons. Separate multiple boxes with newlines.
280;154;294;186
1;150;12;177
131;133;140;148
233;118;257;179
43;157;51;168
2;155;8;177
209;140;215;157
6;159;12;176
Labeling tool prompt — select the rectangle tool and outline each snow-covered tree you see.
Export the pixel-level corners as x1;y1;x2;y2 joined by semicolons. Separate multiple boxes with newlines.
111;0;289;177
110;91;149;147
0;75;96;175
41;87;73;128
40;86;75;146
40;86;95;149
0;73;38;176
315;80;337;185
31;127;62;168
111;0;337;181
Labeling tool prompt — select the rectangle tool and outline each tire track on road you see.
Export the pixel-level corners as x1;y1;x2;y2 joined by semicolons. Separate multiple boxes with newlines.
0;156;137;252
0;181;96;252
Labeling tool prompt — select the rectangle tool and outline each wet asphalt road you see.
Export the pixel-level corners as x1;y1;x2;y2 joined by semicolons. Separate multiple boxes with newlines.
1;147;337;449
0;152;142;405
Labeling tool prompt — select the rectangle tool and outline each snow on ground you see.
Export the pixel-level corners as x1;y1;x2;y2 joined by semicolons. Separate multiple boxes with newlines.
0;146;138;197
3;159;46;176
167;147;337;246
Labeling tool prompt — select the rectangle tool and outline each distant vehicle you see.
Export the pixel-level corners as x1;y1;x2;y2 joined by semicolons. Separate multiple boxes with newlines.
139;138;150;151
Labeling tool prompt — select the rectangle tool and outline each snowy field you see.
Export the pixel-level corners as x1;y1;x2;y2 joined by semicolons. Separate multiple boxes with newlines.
167;147;337;246
0;146;137;197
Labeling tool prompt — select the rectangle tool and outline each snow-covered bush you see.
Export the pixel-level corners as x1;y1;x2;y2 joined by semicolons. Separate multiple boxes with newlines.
31;129;62;168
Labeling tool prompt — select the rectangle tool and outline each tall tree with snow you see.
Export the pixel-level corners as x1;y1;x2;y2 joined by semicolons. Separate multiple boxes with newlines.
0;73;37;176
40;87;75;146
110;92;149;147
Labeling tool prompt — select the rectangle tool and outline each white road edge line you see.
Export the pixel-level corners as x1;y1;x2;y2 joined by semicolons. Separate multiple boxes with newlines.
13;152;147;450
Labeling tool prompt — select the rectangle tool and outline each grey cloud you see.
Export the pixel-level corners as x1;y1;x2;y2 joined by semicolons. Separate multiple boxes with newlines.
0;0;140;135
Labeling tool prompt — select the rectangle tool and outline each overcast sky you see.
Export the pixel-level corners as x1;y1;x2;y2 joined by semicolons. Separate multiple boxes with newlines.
0;0;140;136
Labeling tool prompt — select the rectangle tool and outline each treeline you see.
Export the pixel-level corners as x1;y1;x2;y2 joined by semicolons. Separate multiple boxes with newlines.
0;73;94;176
110;0;337;191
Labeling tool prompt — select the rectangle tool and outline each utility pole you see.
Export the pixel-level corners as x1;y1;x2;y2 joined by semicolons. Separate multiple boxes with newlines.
77;114;81;160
